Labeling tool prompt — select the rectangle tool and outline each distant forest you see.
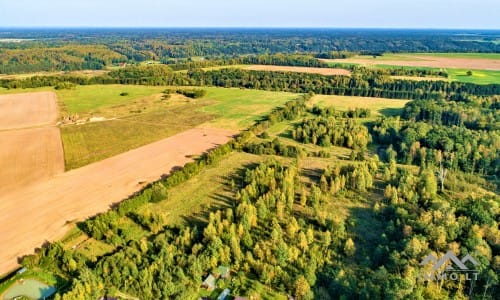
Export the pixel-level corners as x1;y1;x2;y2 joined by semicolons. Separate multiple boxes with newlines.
0;29;499;73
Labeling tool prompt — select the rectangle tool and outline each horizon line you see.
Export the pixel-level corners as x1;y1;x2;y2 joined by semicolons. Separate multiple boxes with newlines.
1;26;499;31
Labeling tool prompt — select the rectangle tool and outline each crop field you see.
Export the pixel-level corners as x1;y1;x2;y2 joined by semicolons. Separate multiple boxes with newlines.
0;92;58;130
60;102;215;169
0;127;235;275
244;64;351;76
0;127;64;194
0;92;64;194
321;53;500;70
56;85;296;168
309;95;410;116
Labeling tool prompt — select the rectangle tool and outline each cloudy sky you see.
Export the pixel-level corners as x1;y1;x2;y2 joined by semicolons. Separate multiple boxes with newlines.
0;0;498;29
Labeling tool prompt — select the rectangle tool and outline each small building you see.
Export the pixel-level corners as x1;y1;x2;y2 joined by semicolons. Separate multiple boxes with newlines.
216;266;230;279
16;267;27;274
216;288;230;300
202;274;216;291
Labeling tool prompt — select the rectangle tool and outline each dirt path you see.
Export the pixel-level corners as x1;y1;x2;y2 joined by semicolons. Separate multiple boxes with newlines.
0;127;235;275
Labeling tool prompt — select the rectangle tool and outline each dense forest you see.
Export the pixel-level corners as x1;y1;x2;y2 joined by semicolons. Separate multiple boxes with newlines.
2;66;499;101
1;28;499;73
13;88;499;299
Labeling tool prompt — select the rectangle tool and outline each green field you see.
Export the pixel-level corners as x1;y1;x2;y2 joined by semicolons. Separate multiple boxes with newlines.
309;95;410;117
57;85;296;169
323;52;500;84
200;88;297;129
354;52;500;60
140;151;261;226
446;68;500;84
55;84;166;114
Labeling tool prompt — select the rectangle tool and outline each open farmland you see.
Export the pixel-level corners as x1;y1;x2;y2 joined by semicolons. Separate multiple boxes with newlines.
0;92;58;130
0;92;64;194
244;64;351;76
0;127;235;275
56;85;296;168
200;87;297;129
0;128;64;194
321;53;500;70
60;101;216;169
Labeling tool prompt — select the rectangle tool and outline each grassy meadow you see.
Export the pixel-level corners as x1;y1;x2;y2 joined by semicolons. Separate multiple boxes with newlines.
55;84;166;114
57;85;296;169
309;95;410;117
200;87;297;129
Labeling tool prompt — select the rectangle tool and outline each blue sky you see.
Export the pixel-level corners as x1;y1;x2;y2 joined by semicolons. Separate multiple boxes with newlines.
0;0;498;29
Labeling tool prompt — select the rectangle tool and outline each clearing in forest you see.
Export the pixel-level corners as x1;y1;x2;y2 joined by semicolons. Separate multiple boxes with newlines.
309;95;410;117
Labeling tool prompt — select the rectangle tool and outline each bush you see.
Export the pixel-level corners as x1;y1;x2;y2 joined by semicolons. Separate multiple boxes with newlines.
151;182;168;202
54;82;76;90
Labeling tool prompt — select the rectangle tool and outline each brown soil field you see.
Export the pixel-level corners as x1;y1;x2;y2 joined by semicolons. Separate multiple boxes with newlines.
0;92;58;130
0;127;64;195
0;70;108;80
322;56;500;70
245;65;351;76
0;127;235;275
0;92;64;194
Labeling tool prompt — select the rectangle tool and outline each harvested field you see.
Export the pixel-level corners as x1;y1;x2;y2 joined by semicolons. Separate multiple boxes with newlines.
0;127;235;275
244;65;351;76
322;54;500;70
0;92;58;130
0;127;64;195
0;92;64;194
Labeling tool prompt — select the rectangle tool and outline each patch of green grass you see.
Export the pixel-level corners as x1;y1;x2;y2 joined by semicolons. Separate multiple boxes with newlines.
59;85;295;169
61;103;215;169
141;152;261;226
200;87;297;130
446;68;500;85
377;65;499;84
55;84;166;114
309;95;410;117
75;238;116;260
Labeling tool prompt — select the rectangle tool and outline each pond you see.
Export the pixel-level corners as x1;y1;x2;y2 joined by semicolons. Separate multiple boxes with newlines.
2;279;56;300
